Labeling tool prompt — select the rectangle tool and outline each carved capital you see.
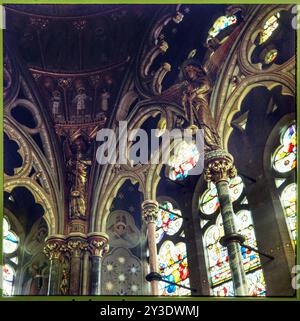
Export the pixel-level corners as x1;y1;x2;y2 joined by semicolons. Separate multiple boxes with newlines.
204;149;237;183
87;232;110;257
67;237;88;257
142;200;159;224
44;235;67;260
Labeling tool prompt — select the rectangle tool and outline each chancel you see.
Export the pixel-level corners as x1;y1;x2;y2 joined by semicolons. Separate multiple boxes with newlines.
2;4;296;297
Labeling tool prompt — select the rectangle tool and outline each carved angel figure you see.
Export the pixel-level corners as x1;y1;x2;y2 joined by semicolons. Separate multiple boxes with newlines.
181;59;221;151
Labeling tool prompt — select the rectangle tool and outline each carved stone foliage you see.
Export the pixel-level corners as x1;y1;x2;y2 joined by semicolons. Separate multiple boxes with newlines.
88;232;110;257
101;247;144;295
142;200;159;224
204;149;237;184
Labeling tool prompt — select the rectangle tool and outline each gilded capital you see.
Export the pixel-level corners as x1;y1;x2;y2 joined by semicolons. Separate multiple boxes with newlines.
204;149;237;183
44;235;67;260
87;232;109;257
67;237;88;257
141;200;159;224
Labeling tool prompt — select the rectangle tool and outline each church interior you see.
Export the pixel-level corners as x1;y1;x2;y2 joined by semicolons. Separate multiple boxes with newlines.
2;4;297;297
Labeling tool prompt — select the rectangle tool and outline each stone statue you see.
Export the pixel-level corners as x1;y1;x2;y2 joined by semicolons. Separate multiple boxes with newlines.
181;59;221;151
64;136;92;219
72;85;91;116
50;90;61;118
100;89;110;111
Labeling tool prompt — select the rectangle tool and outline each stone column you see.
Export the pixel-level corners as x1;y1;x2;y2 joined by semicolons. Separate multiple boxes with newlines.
204;149;248;296
141;200;159;296
67;234;87;295
87;232;110;295
44;235;66;295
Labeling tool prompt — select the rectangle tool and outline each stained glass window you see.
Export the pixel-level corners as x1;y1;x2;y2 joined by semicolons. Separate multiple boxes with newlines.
272;123;297;246
199;176;244;215
3;217;19;254
203;211;266;295
273;124;297;173
3;264;15;296
264;49;278;64
2;217;19;296
207;15;237;41
212;269;266;297
260;13;280;45
281;183;296;242
156;199;190;296
155;201;183;243
169;141;200;181
158;241;190;296
200;175;266;296
205;220;230;286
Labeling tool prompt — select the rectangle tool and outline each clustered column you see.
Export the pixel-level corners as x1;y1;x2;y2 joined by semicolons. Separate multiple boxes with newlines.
44;233;109;295
204;149;249;296
141;200;159;295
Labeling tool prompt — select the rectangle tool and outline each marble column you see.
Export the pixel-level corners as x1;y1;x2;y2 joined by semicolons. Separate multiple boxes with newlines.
204;149;248;296
44;235;66;295
141;200;159;296
87;232;109;295
67;235;87;295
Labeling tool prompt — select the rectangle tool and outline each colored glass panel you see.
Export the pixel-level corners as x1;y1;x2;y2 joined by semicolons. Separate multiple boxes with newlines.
199;176;243;215
264;49;278;64
260;13;280;44
281;183;297;242
156;201;183;243
2;264;15;296
208;15;237;40
169;141;200;181
273;124;296;173
158;241;190;296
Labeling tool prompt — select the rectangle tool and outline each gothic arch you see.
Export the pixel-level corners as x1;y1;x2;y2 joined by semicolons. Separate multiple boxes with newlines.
217;74;295;149
237;4;295;75
4;179;57;235
93;174;145;232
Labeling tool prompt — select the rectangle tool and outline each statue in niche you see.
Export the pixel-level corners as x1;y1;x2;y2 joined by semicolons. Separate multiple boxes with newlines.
60;269;69;295
100;89;110;112
72;80;91;116
181;58;221;151
106;211;140;248
50;90;61;118
64;136;92;219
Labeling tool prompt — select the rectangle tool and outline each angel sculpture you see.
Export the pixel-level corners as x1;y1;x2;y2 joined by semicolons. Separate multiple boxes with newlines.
155;52;222;152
